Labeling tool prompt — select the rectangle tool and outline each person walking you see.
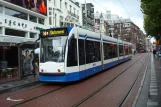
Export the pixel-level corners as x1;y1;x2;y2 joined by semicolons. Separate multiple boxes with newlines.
153;49;156;57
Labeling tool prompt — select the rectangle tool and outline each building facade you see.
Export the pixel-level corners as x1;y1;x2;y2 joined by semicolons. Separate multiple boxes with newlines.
82;3;94;30
48;0;82;27
94;11;109;36
103;10;119;37
0;1;48;43
114;19;146;51
0;0;48;82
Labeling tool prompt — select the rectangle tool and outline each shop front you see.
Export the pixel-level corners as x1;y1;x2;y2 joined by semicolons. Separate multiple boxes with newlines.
0;35;38;83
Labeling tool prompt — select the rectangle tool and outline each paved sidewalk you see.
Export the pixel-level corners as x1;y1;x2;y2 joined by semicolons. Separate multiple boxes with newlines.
133;54;160;107
0;75;39;94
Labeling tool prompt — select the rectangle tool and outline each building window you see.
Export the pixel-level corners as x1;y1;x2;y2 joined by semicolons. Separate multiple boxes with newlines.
5;28;26;37
0;27;2;34
69;5;72;12
49;17;52;25
53;17;55;26
60;0;62;9
74;8;76;15
5;8;27;20
55;14;57;26
60;16;63;27
49;11;52;15
30;32;36;38
38;18;44;25
0;5;2;13
29;15;37;23
49;7;52;10
77;10;79;16
65;2;67;8
54;0;55;6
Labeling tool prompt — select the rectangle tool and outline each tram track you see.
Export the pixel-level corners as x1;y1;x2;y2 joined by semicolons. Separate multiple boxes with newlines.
0;82;67;107
2;54;145;107
118;56;149;107
11;86;66;107
72;54;146;107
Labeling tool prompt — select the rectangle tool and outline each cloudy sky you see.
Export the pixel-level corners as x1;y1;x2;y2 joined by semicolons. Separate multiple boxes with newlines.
77;0;144;32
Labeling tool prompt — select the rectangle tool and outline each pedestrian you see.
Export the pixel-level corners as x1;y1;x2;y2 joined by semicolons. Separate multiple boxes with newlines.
153;49;156;57
134;50;136;55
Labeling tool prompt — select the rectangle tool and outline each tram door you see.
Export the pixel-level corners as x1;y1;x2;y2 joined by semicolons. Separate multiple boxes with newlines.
78;39;86;79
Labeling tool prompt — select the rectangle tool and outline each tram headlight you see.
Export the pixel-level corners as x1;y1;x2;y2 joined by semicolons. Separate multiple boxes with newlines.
60;65;63;69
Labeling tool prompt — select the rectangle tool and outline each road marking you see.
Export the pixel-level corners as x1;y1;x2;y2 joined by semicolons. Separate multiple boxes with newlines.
150;86;157;88
7;97;24;102
150;89;158;92
151;81;157;83
150;92;158;96
151;79;156;81
147;102;158;106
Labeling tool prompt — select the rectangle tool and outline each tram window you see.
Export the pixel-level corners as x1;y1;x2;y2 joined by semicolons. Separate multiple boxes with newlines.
119;45;123;56
67;36;78;67
86;40;95;63
103;43;107;59
124;45;128;55
103;43;112;60
78;39;85;65
112;44;117;58
129;46;132;54
93;41;101;62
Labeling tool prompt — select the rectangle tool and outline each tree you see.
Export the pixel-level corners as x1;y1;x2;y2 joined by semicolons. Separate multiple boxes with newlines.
141;0;161;39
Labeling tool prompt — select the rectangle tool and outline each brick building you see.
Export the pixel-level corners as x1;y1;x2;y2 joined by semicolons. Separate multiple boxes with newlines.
114;19;146;51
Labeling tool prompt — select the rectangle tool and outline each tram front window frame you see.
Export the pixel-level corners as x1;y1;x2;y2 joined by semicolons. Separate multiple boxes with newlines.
40;36;67;63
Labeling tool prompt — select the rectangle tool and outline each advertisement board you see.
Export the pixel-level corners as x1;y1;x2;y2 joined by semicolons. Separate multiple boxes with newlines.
4;0;47;15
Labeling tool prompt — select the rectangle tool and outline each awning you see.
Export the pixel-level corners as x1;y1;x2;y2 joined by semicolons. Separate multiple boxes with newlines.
0;35;37;44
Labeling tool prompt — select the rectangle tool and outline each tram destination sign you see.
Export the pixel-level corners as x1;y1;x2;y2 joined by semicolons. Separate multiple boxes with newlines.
41;28;68;37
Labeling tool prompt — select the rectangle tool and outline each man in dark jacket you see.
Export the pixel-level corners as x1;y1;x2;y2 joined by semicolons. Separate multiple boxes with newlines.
153;49;156;57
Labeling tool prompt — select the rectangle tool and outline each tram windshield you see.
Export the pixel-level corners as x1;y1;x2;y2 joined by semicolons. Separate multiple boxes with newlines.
40;36;67;63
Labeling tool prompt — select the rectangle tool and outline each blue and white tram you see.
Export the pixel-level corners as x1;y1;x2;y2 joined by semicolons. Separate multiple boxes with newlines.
39;26;132;82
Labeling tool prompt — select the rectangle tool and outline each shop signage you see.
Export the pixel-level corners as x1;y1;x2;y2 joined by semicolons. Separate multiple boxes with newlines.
5;19;27;29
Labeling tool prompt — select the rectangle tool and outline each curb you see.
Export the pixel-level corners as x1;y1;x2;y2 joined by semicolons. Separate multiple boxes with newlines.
132;57;149;107
0;79;40;94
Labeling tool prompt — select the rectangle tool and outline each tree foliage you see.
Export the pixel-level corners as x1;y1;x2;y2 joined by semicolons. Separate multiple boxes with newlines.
141;0;161;39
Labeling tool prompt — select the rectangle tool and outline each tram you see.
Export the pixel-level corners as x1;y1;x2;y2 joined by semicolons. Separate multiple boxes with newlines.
39;26;132;82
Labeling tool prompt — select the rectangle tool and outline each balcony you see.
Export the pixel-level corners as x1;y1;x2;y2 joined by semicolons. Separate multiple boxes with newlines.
86;19;94;26
67;11;79;19
90;13;94;19
91;7;94;13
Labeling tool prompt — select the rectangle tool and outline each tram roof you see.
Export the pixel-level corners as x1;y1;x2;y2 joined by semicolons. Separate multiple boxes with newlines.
77;27;101;39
